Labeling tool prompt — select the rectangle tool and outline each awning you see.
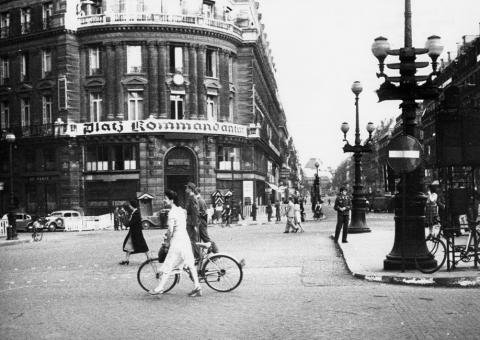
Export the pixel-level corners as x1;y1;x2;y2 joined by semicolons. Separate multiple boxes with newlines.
266;183;280;191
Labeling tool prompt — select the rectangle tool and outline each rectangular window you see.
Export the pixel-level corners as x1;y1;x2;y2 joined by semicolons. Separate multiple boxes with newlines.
128;91;143;120
127;45;142;73
0;12;9;38
20;53;29;81
0;57;8;85
42;49;52;77
170;94;184;120
90;93;102;121
43;148;56;171
206;49;216;77
21;98;30;127
20;8;31;34
42;95;52;124
202;2;214;18
86;144;137;172
169;46;183;73
206;95;217;121
0;101;9;129
42;2;53;29
217;146;240;170
88;47;101;75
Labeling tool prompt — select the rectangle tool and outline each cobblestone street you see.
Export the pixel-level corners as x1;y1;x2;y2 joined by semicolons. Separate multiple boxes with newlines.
1;215;480;339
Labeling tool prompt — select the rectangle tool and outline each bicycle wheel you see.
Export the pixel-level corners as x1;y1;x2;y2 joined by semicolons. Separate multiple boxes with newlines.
415;236;447;274
137;258;179;293
201;254;243;292
34;231;43;242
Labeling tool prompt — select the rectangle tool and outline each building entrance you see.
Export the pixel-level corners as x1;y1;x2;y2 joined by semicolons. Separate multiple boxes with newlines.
164;147;197;208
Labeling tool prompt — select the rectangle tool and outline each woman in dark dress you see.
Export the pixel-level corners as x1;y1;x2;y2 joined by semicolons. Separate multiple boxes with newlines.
119;200;149;265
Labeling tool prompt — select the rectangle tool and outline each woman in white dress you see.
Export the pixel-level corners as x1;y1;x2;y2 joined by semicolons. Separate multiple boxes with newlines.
294;197;305;232
150;189;202;297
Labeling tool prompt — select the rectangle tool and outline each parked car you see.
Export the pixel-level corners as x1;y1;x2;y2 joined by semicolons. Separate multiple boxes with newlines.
0;213;36;232
141;209;169;229
43;210;83;232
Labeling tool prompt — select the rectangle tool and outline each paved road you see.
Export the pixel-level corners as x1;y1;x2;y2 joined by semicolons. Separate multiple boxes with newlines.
1;215;479;339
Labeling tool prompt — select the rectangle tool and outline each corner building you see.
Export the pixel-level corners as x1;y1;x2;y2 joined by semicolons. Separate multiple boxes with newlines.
0;0;294;215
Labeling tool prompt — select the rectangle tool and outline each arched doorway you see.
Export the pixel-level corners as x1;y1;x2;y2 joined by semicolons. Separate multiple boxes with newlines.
164;147;197;207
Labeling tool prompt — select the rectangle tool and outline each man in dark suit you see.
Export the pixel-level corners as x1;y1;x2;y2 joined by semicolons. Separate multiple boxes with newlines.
195;188;219;253
334;187;351;243
185;182;200;260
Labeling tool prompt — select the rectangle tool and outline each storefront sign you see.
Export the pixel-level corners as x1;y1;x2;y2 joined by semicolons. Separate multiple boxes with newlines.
66;119;248;138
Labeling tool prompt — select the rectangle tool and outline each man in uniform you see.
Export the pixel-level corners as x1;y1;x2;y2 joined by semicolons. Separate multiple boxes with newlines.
334;187;351;243
185;182;200;260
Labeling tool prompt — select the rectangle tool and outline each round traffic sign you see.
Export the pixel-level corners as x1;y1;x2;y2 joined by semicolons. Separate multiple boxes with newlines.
387;135;423;174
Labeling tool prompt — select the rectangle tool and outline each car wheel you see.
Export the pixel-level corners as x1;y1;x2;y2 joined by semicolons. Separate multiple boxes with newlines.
141;221;152;230
48;223;56;232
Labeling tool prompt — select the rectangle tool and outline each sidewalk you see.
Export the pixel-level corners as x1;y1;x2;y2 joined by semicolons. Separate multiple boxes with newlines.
334;213;480;288
0;233;32;247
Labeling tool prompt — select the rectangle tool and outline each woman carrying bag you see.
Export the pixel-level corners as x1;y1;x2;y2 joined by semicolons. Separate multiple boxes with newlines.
119;200;149;265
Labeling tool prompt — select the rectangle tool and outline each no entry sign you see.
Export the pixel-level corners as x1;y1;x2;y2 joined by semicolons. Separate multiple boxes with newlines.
387;135;423;174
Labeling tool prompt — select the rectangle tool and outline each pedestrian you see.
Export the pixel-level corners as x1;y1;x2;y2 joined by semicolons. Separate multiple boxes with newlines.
334;187;351;243
113;206;120;231
266;202;273;222
275;200;281;223
214;203;223;224
328;198;331;206
7;207;18;240
284;197;298;233
206;204;214;225
118;206;127;230
149;189;202;297
185;182;200;261
425;183;439;235
196;188;219;253
251;202;257;221
300;200;305;222
119;200;149;265
222;203;231;227
294;198;304;232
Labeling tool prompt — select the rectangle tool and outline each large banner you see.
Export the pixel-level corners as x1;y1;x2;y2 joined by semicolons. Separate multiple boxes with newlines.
66;119;248;138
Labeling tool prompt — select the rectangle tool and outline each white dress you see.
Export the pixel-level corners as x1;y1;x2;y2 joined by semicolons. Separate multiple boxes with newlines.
294;203;301;224
161;205;195;273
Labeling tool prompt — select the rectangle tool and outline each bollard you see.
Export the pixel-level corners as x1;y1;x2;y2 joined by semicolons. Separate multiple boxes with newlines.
6;226;12;240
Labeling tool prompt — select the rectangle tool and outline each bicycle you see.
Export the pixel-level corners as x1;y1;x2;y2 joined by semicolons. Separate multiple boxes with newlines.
31;219;44;242
137;242;244;294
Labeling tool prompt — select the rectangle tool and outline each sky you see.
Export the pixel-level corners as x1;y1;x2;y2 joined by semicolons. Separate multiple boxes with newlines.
258;0;480;169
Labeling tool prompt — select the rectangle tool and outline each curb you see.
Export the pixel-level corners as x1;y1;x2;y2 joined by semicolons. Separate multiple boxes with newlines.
0;238;32;247
334;236;480;288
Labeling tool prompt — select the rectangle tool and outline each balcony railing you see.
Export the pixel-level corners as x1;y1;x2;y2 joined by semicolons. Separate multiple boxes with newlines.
78;13;243;38
8;123;65;138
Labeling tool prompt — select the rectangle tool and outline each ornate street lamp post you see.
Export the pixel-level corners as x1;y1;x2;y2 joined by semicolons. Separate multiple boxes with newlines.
314;161;320;198
371;0;443;269
230;151;235;204
5;132;16;240
340;81;375;233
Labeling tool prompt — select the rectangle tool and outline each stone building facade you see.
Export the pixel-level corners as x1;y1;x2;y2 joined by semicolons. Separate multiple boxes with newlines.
0;0;295;215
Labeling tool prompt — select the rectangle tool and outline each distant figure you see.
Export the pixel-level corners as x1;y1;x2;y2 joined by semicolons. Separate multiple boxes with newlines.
214;203;223;224
222;204;232;227
266;202;273;222
300;200;305;222
275;200;281;223
294;198;304;232
113;206;120;231
328;198;331;206
284;197;298;233
251;202;257;221
333;187;351;243
120;200;149;265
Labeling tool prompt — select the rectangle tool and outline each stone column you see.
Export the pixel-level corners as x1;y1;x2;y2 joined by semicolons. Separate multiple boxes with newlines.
105;43;116;120
79;47;87;122
197;45;206;119
115;43;125;120
148;42;159;118
158;42;168;119
219;50;230;122
189;44;198;120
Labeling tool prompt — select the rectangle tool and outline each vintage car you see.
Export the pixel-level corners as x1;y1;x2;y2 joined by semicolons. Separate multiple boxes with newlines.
1;213;36;232
141;209;169;229
43;210;83;231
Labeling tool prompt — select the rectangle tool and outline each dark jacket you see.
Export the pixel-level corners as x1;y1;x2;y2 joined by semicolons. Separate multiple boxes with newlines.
197;195;207;219
266;204;273;214
185;194;199;227
122;209;149;254
334;195;351;216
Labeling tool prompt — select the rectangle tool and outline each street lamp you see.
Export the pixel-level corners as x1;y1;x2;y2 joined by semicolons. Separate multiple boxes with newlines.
341;81;375;233
314;161;321;199
372;0;443;270
230;151;235;203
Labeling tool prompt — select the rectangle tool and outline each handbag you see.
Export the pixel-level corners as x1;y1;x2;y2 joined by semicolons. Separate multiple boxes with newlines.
158;244;169;263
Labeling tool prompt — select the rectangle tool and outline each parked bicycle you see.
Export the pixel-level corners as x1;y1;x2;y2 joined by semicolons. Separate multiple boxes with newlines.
137;242;244;294
415;220;480;273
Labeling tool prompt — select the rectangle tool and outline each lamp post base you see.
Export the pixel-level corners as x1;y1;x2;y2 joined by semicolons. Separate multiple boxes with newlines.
348;199;371;233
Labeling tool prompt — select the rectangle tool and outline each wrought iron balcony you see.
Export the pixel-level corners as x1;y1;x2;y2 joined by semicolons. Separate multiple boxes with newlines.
78;13;243;38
